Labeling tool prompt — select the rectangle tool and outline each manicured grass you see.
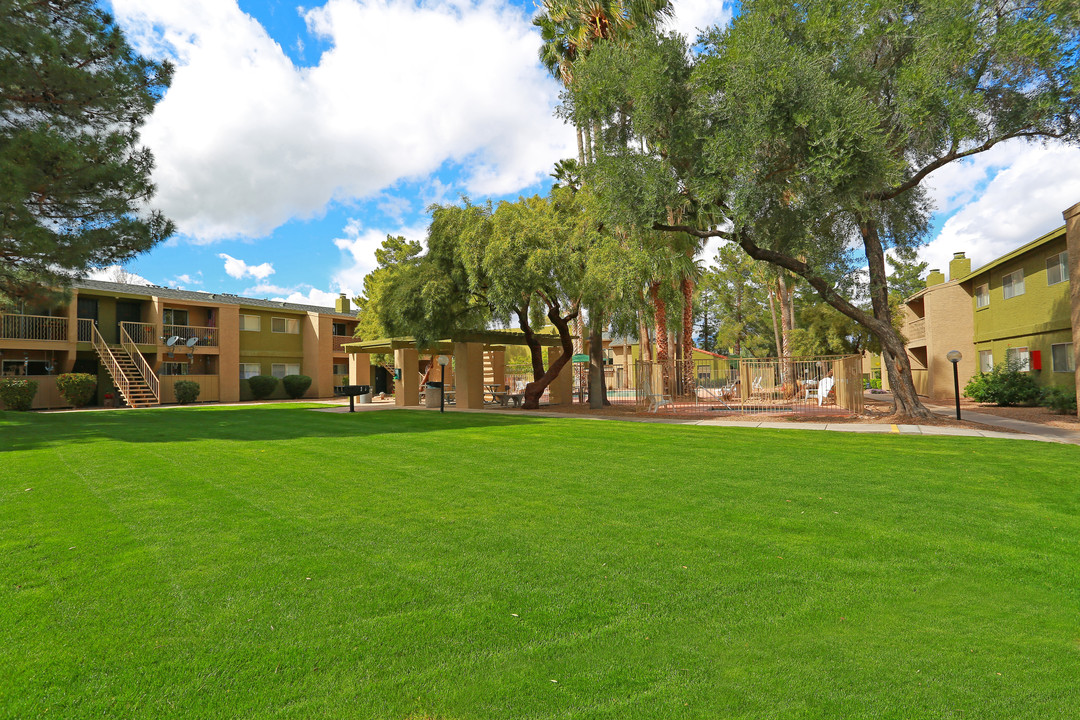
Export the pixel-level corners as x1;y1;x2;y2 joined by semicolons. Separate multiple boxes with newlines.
1;405;1078;719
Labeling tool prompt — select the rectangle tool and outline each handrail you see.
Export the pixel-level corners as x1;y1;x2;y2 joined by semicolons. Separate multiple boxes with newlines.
120;324;159;401
163;323;218;347
120;321;156;345
1;313;68;341
91;323;132;404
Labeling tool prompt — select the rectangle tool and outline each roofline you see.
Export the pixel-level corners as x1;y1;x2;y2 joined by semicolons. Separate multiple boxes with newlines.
955;224;1066;283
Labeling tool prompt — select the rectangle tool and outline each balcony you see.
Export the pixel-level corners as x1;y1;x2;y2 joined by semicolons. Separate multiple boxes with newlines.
333;335;353;353
1;314;68;342
164;324;218;347
905;317;926;345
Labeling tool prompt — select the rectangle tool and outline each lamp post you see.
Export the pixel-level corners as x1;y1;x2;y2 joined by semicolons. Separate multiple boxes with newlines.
947;350;963;420
437;355;450;413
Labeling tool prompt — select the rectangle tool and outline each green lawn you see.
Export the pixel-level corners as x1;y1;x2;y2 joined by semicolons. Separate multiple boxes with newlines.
1;405;1078;719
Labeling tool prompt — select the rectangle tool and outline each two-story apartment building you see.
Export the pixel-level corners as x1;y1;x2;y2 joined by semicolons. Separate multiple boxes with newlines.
899;216;1076;403
0;280;358;409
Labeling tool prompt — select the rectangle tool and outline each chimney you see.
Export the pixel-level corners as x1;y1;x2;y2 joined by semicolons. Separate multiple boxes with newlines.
925;269;945;287
334;292;350;314
948;252;971;281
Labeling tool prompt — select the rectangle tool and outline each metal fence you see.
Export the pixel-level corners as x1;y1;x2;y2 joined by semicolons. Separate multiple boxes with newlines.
588;355;863;415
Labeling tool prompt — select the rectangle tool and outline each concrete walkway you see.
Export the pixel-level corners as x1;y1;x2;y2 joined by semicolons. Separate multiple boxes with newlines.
315;401;1080;445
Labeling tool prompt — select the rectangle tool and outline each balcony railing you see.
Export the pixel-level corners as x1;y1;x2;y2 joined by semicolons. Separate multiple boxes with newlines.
77;318;93;342
164;324;218;347
1;313;68;341
121;321;157;345
333;335;354;353
906;317;926;343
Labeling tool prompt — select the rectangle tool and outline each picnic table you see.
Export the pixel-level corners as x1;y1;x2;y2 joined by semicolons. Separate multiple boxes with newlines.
485;384;524;407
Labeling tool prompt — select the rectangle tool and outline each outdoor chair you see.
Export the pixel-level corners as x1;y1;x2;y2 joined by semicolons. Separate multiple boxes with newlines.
816;375;835;406
642;378;674;413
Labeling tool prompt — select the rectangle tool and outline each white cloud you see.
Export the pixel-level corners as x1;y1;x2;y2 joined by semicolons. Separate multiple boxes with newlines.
330;217;428;293
244;282;294;296
111;0;576;242
84;265;153;286
220;253;275;280
919;142;1080;277
278;288;345;307
666;0;735;43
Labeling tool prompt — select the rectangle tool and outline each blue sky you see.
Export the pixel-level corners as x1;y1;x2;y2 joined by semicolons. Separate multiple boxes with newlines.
99;0;1080;306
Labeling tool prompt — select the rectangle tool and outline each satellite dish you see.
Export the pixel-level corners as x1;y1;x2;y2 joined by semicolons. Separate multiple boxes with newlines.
166;336;181;347
185;337;198;348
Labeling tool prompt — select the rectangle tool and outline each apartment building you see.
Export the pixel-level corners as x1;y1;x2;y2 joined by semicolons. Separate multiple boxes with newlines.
899;207;1078;403
0;280;357;409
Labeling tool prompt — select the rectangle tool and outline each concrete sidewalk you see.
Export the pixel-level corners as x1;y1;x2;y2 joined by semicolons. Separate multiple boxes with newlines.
315;402;1079;444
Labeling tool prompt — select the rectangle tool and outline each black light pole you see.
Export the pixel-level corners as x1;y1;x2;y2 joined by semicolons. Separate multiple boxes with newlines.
947;350;963;420
438;355;449;413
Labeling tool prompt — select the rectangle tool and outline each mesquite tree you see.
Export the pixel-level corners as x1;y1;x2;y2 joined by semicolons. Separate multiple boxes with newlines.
567;0;1079;419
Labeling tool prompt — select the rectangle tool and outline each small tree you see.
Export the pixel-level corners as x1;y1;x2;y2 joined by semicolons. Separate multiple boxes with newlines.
173;380;200;404
247;375;278;400
0;378;38;411
282;374;312;399
55;373;97;407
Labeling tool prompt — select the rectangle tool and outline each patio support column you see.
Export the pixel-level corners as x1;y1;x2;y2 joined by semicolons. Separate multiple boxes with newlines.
349;352;371;386
394;347;420;406
453;341;484;409
491;349;505;388
547;345;573;405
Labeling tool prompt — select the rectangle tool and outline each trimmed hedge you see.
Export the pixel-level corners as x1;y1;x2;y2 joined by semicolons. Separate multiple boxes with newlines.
247;375;278;400
55;373;97;407
0;378;38;411
174;380;201;404
282;374;312;399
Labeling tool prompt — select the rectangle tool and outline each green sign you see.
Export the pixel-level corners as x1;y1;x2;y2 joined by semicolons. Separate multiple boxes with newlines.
572;353;590;363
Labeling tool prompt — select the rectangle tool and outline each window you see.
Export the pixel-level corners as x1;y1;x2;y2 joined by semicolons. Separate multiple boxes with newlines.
333;363;348;376
1002;269;1025;299
240;314;261;332
975;284;989;309
978;350;993;373
1052;343;1075;373
271;363;301;378
271;317;300;334
1047;251;1069;286
1005;346;1030;371
240;363;261;379
332;322;347;336
163;308;189;326
161;362;189;376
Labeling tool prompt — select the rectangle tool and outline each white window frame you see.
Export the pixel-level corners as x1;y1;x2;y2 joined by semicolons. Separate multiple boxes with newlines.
271;317;300;334
240;363;261;379
161;362;189;376
271;363;301;378
163;308;189;326
1047;251;1069;286
240;314;261;332
1002;269;1025;300
1051;343;1075;373
975;283;989;309
1005;346;1030;371
332;363;348;376
978;350;993;373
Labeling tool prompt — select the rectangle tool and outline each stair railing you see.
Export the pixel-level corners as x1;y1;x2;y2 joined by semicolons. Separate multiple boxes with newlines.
120;323;159;403
91;323;132;405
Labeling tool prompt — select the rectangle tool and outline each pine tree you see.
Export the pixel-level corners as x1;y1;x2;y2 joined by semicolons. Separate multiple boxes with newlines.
0;0;174;304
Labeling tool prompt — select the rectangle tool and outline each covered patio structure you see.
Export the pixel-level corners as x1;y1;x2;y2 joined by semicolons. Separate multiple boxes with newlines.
342;331;572;409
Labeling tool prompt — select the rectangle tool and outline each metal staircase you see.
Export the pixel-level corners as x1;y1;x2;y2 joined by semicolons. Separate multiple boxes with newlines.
90;324;160;408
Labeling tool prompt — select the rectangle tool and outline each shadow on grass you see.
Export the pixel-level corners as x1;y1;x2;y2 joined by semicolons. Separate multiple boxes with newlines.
0;404;544;452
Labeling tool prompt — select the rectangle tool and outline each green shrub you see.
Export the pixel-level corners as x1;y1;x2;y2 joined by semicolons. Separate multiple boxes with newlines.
1039;385;1077;415
247;375;278;400
282;374;312;399
55;373;97;407
173;380;201;404
864;378;882;390
963;357;1041;406
0;378;38;411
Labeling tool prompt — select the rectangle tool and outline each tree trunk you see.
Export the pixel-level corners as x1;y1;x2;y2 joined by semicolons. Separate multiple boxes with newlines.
858;217;932;418
522;303;579;409
681;275;694;359
767;283;782;360
650;283;669;363
588;314;607;408
777;274;795;388
576;124;585;166
638;311;652;362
